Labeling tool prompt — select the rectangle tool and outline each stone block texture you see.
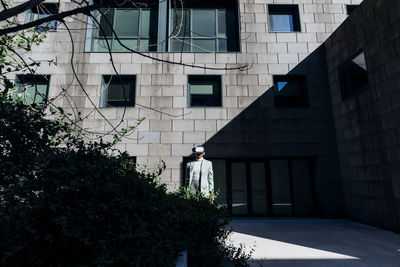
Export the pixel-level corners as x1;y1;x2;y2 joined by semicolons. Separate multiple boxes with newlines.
16;0;366;219
325;0;400;232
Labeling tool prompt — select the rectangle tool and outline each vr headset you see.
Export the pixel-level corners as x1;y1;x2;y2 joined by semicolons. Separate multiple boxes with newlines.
192;146;205;154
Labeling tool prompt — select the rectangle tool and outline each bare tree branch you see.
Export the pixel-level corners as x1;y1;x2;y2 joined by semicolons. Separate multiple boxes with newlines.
0;0;45;21
0;2;99;36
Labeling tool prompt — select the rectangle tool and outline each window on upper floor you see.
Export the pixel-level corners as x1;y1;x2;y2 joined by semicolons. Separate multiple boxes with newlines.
188;75;222;107
346;5;358;16
90;1;158;52
339;51;369;100
15;74;50;105
100;75;136;107
25;3;59;31
169;0;240;52
273;75;308;108
268;4;301;33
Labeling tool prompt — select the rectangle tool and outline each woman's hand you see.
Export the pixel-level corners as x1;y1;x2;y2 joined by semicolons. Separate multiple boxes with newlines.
209;192;215;204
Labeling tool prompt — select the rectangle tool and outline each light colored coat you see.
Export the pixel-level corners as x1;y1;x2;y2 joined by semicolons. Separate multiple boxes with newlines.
185;159;214;197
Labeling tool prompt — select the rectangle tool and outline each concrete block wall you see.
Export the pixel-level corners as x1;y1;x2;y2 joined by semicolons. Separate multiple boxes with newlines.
324;0;400;231
17;0;360;215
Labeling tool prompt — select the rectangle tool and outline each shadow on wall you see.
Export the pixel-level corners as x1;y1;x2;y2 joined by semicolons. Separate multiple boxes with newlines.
196;45;344;217
203;45;335;158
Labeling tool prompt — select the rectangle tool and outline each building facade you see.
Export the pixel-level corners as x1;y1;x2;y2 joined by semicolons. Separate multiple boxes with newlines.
13;0;400;232
324;0;400;232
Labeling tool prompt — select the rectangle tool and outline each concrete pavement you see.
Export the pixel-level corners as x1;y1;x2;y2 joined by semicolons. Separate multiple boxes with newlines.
229;218;400;267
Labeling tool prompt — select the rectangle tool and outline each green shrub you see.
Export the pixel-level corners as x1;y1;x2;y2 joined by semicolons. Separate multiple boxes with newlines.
0;93;250;266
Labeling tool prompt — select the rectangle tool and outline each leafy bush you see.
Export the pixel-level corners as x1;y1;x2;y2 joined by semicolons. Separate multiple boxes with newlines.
0;93;250;266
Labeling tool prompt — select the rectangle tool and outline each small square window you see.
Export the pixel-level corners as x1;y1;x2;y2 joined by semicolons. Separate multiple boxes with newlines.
16;74;50;105
346;5;358;16
188;75;222;107
268;5;301;32
26;3;59;31
101;75;136;107
339;51;369;100
273;75;308;108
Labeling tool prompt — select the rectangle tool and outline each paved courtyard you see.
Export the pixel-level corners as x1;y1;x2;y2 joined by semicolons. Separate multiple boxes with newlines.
230;218;400;267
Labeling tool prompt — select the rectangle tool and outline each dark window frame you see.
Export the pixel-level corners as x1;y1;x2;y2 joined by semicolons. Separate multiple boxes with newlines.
273;75;309;108
101;75;136;107
188;75;223;107
268;4;301;33
91;0;159;52
169;0;240;52
16;74;50;105
346;5;358;16
26;3;59;32
338;51;369;101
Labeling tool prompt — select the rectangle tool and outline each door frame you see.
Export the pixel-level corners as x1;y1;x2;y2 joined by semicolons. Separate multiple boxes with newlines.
182;157;316;217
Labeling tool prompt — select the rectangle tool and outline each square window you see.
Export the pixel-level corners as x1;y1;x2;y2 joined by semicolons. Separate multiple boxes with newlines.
169;1;240;52
26;3;59;31
339;51;369;100
188;75;222;107
16;75;50;105
346;5;358;16
268;5;301;32
273;75;308;108
101;75;136;107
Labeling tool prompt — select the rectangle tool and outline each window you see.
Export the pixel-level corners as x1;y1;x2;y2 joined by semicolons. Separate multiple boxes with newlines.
188;75;222;107
339;51;369;100
100;75;136;107
25;3;59;31
16;75;50;105
91;1;158;52
346;5;358;15
169;0;239;52
273;75;308;108
268;4;301;32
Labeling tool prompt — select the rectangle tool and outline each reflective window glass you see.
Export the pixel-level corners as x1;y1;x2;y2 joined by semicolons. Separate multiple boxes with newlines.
27;3;59;31
171;10;190;37
169;3;239;52
231;162;248;216
170;39;191;52
93;6;157;52
188;75;222;107
192;39;216;52
339;51;369;100
270;160;292;216
99;9;114;37
114;9;139;37
16;75;50;105
270;14;294;32
192;10;216;37
268;4;301;32
273;75;308;108
102;75;136;107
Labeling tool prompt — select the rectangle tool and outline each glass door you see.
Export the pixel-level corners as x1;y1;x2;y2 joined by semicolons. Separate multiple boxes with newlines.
270;159;293;216
291;159;314;216
268;159;314;216
197;158;314;217
250;162;268;215
230;162;248;215
213;159;227;207
227;160;269;216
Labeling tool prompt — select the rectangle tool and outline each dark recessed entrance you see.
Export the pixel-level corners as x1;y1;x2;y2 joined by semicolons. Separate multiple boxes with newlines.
183;158;315;217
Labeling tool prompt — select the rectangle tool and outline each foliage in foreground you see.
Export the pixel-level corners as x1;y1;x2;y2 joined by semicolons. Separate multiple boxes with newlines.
0;93;250;266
